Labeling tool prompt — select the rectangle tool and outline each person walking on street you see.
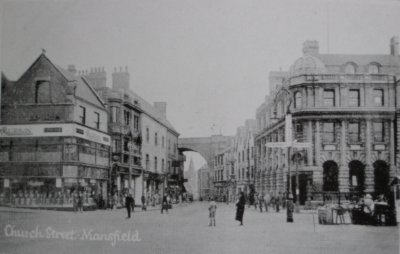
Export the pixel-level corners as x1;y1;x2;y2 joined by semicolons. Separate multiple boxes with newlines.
258;193;264;212
125;194;134;219
77;193;83;212
264;192;271;212
161;194;169;214
208;198;217;227
235;192;246;226
141;195;146;211
72;192;78;213
275;193;281;212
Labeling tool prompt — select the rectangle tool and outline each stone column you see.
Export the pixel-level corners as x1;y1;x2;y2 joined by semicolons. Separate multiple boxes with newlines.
390;120;396;177
307;120;313;166
339;120;349;192
365;119;374;192
315;121;321;166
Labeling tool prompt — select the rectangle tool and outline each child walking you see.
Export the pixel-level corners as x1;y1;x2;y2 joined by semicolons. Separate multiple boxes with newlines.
208;199;217;227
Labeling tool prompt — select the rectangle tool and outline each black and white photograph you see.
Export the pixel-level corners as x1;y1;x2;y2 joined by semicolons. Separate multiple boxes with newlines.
0;0;399;253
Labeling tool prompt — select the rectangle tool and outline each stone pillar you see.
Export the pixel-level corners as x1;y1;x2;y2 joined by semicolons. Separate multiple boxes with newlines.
315;121;321;166
390;120;396;177
339;120;349;192
307;120;313;166
365;119;374;192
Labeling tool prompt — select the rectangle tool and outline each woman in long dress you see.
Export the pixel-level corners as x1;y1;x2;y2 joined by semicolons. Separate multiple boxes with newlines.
235;192;246;226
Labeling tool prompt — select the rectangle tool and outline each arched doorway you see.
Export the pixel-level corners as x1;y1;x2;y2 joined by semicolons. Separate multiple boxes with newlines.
323;161;339;192
373;160;390;195
349;160;365;193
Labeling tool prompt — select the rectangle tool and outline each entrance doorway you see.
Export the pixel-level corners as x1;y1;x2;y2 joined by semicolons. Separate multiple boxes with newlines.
323;160;339;192
349;160;365;193
373;160;390;195
290;172;313;205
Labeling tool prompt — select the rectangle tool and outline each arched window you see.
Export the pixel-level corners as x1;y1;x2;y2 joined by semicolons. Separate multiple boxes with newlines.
323;160;339;191
294;91;302;109
368;63;380;74
345;63;356;74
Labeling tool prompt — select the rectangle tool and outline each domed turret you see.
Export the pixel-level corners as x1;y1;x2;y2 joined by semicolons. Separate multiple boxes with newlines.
289;55;326;77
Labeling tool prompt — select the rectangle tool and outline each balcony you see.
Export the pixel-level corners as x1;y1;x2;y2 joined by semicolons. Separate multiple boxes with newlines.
289;74;394;86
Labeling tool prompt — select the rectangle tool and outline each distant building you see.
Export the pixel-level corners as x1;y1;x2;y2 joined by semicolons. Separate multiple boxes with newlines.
198;164;211;200
255;37;400;204
234;119;256;195
184;157;197;198
0;53;111;208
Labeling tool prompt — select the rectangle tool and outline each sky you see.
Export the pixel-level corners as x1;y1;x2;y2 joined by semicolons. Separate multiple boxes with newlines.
1;0;400;170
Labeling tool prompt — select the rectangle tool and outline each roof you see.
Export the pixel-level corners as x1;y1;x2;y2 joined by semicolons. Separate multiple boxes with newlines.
15;53;106;109
318;54;400;67
127;90;179;135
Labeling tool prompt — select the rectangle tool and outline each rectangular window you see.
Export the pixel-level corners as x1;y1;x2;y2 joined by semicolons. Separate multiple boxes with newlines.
79;106;86;125
162;159;165;172
373;89;384;106
35;80;50;103
154;156;157;172
145;154;149;169
373;122;385;142
110;106;118;123
133;115;139;131
123;110;131;126
168;139;171;151
146;128;149;143
348;122;361;143
323;89;335;107
162;137;165;148
94;112;100;129
348;89;360;107
155;133;158;146
323;122;335;143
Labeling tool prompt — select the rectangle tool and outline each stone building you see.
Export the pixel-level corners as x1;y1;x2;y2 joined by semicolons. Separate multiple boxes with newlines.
0;53;111;208
234;120;256;196
83;67;143;204
198;164;211;200
255;37;400;204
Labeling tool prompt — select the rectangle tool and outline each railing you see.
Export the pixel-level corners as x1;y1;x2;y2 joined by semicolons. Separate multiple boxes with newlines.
290;74;393;85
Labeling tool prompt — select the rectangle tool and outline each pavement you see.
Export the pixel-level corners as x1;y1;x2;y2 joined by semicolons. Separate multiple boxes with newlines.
0;202;398;254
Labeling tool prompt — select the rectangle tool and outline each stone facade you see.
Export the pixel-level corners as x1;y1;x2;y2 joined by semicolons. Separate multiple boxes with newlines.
255;37;400;204
0;53;111;209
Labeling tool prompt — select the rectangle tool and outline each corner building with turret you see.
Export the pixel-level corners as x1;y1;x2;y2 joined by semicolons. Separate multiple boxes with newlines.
255;37;400;204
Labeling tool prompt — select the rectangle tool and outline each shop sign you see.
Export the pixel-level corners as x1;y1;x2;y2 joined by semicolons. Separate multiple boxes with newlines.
4;179;9;188
56;178;62;188
28;180;44;187
0;126;32;137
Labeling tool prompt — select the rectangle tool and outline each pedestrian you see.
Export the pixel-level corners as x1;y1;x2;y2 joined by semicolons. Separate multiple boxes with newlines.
161;194;169;214
125;194;134;219
77;193;83;212
235;192;246;226
264;192;271;212
276;193;281;212
72;192;78;213
208;198;217;227
141;195;146;210
258;193;264;212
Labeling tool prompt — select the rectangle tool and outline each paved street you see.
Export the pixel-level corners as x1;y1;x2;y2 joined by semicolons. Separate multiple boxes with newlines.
0;202;398;254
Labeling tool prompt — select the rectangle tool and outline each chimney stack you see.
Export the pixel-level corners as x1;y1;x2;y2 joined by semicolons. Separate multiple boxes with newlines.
390;36;399;56
112;66;130;91
302;40;319;56
154;102;167;117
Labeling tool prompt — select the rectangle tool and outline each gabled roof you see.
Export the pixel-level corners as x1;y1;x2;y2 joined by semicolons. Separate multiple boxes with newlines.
127;90;179;135
16;53;106;109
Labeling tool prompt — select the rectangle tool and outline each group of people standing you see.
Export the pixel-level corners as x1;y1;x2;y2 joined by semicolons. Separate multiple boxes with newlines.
208;191;286;227
72;192;84;213
255;192;285;213
125;193;173;218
